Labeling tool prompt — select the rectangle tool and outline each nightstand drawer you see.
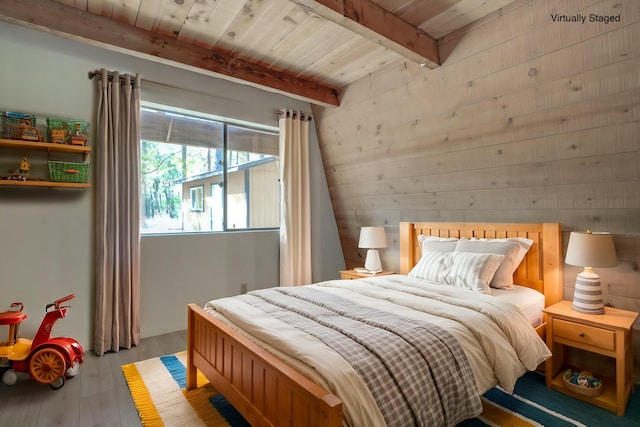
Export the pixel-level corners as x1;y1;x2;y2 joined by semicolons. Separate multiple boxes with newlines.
553;318;615;351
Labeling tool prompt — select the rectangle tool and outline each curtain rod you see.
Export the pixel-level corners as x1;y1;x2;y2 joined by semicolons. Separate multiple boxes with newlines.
88;69;139;86
277;109;313;122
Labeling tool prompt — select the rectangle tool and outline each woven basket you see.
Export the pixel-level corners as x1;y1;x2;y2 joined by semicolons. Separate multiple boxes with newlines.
48;161;90;183
562;370;602;397
1;112;37;139
46;118;89;145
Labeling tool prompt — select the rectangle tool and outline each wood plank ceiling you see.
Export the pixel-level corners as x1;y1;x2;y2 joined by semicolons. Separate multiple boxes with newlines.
0;0;516;106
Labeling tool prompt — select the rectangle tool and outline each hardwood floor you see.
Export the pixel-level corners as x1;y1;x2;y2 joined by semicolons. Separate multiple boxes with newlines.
0;330;187;426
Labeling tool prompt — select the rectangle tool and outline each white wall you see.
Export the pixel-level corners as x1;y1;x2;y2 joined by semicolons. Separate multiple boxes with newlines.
0;21;344;350
140;231;279;338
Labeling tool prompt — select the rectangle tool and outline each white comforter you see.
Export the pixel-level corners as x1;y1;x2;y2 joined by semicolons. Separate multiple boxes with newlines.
205;275;551;427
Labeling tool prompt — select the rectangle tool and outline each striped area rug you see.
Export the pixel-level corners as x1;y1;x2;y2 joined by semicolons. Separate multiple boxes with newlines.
123;353;640;426
122;352;249;426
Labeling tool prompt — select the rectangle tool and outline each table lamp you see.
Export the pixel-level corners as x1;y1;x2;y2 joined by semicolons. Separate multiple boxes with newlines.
565;230;617;314
358;226;387;273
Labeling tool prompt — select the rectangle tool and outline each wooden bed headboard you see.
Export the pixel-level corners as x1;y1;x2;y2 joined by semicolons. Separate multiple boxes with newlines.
399;222;563;307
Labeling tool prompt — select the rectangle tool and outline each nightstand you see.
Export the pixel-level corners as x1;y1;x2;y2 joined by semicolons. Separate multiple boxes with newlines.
544;300;638;415
340;269;394;280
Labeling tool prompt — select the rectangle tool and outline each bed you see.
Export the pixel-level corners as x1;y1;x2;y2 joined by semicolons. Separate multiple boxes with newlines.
187;221;563;427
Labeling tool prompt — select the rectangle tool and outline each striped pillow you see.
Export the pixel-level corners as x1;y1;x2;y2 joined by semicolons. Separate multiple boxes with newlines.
408;252;453;283
443;252;505;294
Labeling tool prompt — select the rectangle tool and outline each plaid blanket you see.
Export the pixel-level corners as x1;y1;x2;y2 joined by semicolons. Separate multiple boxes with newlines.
239;286;482;427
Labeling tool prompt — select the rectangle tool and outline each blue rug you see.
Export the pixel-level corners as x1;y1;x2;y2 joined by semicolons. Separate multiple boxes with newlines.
460;370;640;426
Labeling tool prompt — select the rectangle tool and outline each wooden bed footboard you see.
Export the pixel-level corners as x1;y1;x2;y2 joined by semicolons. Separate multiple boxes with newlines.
187;303;343;427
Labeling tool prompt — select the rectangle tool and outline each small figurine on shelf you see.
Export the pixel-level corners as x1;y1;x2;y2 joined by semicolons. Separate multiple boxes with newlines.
9;157;30;181
19;157;30;174
69;123;87;146
50;128;67;144
17;120;42;142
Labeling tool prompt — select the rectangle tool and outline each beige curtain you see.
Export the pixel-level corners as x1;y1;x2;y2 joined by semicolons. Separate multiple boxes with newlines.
279;109;312;286
92;69;142;355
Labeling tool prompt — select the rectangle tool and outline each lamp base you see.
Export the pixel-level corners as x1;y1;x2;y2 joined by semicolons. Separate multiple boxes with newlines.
571;267;605;315
364;249;382;273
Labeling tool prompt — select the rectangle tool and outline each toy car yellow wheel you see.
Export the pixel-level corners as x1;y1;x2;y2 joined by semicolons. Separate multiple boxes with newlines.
29;347;66;385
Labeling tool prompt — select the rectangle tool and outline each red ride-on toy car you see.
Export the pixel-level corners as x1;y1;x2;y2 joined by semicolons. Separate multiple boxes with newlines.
0;294;84;389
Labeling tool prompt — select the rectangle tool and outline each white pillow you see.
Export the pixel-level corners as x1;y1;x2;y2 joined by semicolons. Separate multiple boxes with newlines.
418;235;458;253
443;252;504;294
408;252;452;282
480;237;533;271
454;239;522;290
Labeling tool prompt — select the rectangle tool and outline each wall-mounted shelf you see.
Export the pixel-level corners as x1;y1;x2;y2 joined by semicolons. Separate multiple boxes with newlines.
0;138;91;161
0;179;91;188
0;138;91;188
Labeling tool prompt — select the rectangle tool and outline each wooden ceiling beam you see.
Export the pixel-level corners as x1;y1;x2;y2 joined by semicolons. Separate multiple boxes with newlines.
293;0;440;69
0;0;340;107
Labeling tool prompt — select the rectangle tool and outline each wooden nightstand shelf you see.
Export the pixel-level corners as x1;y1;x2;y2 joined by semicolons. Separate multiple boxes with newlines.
544;300;638;415
340;269;394;280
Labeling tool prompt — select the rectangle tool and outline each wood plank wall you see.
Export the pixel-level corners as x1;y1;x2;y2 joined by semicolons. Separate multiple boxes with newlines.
312;0;640;370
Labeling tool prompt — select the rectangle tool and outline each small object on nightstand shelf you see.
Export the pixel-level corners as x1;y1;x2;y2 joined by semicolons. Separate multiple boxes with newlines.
562;369;602;397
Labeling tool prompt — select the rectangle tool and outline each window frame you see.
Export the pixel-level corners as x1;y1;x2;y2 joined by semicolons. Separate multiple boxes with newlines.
139;103;280;235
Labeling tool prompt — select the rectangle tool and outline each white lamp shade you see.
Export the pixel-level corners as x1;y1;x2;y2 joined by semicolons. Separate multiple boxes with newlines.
358;227;387;249
565;231;617;268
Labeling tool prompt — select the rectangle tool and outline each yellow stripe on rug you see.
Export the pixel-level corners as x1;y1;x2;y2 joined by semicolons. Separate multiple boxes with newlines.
122;363;164;426
478;397;541;427
122;351;237;427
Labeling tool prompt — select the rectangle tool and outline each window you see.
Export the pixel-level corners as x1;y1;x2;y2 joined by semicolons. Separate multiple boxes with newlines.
140;105;280;234
189;186;204;212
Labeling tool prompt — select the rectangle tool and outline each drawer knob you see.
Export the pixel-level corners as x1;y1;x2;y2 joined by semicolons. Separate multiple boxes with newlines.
579;332;584;337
